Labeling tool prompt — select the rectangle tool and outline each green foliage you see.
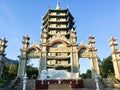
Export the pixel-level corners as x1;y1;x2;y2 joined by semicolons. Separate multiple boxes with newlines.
86;69;92;78
26;65;38;79
99;56;114;78
80;69;92;79
81;73;87;78
9;64;18;75
2;65;9;79
2;64;18;80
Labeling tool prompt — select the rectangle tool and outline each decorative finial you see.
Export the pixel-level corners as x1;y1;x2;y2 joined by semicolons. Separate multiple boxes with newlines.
56;1;60;10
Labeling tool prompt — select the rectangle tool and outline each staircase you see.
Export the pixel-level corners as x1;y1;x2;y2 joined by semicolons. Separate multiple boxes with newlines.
83;79;96;89
13;79;35;90
49;84;70;89
83;79;105;90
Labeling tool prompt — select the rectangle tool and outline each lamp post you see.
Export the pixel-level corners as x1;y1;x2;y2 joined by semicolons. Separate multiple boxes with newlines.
23;73;27;90
95;73;100;90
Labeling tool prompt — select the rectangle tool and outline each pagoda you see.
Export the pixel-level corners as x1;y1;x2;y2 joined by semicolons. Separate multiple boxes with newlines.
17;2;100;81
40;2;78;73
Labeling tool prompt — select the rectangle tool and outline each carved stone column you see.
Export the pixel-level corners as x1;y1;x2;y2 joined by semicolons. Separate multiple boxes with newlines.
38;29;47;79
109;37;120;79
17;35;30;79
0;37;7;78
70;29;78;73
88;35;100;78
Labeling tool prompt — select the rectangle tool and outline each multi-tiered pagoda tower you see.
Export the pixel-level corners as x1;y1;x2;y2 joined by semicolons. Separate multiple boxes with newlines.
40;2;78;73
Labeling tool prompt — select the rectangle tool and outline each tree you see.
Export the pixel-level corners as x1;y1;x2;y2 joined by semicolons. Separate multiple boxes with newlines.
86;69;92;78
2;65;9;79
81;73;87;78
99;56;114;78
80;69;92;79
9;64;18;78
2;64;18;80
26;65;38;79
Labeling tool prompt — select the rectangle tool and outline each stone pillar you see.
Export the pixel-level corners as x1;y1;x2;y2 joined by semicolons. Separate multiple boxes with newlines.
17;35;30;79
70;45;74;73
88;35;100;78
38;52;42;79
109;37;120;79
41;29;47;70
39;46;47;76
0;37;7;78
70;29;78;73
72;46;79;73
70;45;79;73
38;29;47;78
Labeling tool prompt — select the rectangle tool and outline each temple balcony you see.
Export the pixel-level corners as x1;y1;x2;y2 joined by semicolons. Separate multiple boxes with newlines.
48;19;69;23
48;26;69;30
47;64;71;68
49;14;68;18
47;56;70;59
49;12;68;16
42;15;74;25
49;11;74;20
43;20;69;29
48;32;69;36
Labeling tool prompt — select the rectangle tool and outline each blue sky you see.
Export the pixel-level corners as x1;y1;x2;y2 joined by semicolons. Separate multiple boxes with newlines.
0;0;120;73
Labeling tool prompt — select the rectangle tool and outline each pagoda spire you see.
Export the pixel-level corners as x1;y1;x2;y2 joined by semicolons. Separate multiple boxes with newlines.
56;1;61;10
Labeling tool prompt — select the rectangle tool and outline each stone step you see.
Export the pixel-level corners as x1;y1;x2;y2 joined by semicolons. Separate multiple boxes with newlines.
83;79;96;89
13;80;35;90
83;79;105;89
48;84;70;89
